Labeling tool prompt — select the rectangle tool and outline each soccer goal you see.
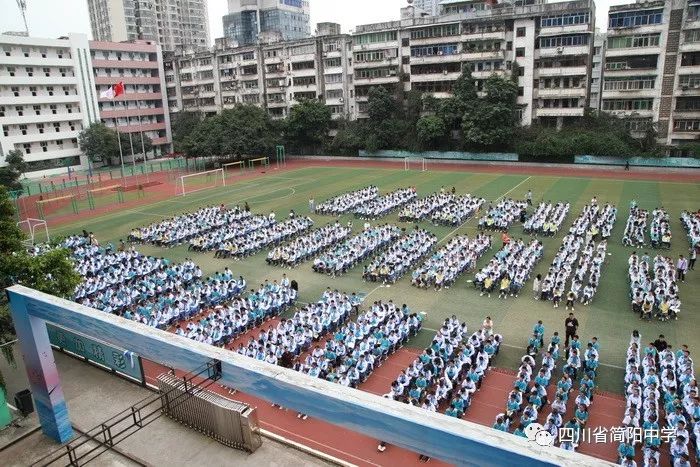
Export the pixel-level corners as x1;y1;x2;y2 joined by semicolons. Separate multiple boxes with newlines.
18;218;50;246
223;161;245;178
404;158;427;172
179;168;225;196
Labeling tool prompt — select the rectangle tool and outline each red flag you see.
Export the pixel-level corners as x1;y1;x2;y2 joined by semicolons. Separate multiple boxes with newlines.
113;81;125;98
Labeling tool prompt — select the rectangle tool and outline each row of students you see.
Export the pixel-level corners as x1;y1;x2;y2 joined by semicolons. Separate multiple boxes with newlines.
315;186;379;215
430;194;485;227
412;234;491;290
650;208;672;250
313;224;402;276
623;203;649;248
209;216;314;258
129;205;249;246
189;214;274;252
398;193;454;222
567;202;617;240
473;238;544;298
523;201;570;236
629;253;682;321
354;187;417;219
477;199;528;232
681;210;700;251
363;229;437;284
266;222;352;267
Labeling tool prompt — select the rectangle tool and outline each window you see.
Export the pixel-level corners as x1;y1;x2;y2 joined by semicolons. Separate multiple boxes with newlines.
412;62;462;75
54;122;61;132
681;52;700;67
292;60;315;70
324;73;343;84
33;105;41;115
324;57;342;68
66;104;73;114
2;125;7;136
676;97;700;111
22;48;29;57
0;106;4;117
59;68;67;77
685;29;700;44
241;52;255;61
11;86;19;97
539;34;589;48
354;49;397;62
292;76;316;86
608;9;663;28
43;67;50;77
19;124;27;135
601;99;653;111
410;24;460;40
607;34;660;49
29;86;37;96
26;67;33;77
326;89;343;99
356;31;398;45
63;86;70;96
540;12;590;27
354;67;397;79
518;86;524;96
679;74;700;89
37;123;44;134
673;119;700;131
50;104;57;114
516;27;526;37
603;76;655;91
15;106;23;116
40;141;48;152
412;80;454;93
23;143;31;154
410;44;459;57
7;66;15;77
515;47;525;57
624;118;652;132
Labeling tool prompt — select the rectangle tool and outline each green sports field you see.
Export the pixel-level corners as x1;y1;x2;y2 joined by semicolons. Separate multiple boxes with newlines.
50;165;700;393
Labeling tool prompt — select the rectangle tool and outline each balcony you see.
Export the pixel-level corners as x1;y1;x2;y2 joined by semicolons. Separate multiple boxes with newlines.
536;66;588;77
4;129;80;144
98;92;163;102
411;72;462;82
605;47;662;58
151;136;170;145
0;94;80;106
91;59;159;69
410;54;461;65
353;75;400;86
680;41;700;53
0;75;77;86
116;121;167;133
535;107;586;117
461;50;505;61
538;24;590;36
538;45;590;58
354;58;399;68
100;107;165;119
536;87;587;98
470;69;506;79
0;56;73;67
409;36;462;46
462;30;506;41
94;76;161;85
601;88;657;99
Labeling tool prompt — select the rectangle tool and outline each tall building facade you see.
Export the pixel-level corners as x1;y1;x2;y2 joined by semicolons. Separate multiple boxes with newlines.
87;0;210;52
222;0;311;46
90;40;172;158
411;0;442;16
603;0;700;145
0;33;100;177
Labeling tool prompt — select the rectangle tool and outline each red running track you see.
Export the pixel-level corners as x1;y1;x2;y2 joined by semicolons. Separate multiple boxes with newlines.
141;338;630;466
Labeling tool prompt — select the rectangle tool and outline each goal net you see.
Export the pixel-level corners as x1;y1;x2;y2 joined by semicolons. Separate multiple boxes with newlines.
179;168;225;196
223;161;245;178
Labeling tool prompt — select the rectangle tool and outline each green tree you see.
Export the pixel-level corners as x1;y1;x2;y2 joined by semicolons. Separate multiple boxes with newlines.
286;99;332;153
120;132;154;162
462;75;519;149
0;187;80;394
0;150;27;190
5;150;27;178
171;111;203;153
416;115;447;149
78;122;120;166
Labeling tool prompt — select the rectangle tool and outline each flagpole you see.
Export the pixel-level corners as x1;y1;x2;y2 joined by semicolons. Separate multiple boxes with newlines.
135;98;149;183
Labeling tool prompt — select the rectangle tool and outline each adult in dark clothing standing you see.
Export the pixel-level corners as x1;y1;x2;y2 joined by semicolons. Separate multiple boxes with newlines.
565;313;579;347
653;335;668;352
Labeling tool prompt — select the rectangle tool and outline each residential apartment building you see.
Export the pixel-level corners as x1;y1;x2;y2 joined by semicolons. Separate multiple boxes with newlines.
411;0;442;16
589;32;605;111
222;0;311;46
90;40;172;158
164;26;353;120
87;0;210;52
0;33;100;177
603;0;700;145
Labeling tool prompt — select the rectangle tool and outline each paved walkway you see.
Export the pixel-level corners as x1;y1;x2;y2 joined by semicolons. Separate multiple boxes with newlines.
0;347;331;467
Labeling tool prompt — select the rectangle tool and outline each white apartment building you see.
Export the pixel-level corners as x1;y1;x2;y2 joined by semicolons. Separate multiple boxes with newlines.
0;33;100;177
589;32;605;111
87;0;210;52
165;28;353;120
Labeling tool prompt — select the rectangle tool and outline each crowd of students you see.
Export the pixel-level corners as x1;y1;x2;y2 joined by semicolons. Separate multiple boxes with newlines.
681;211;700;251
312;224;402;276
624;203;650;248
399;193;454;222
650;208;672;250
497;322;601;453
430;195;485;227
362;229;437;284
354;188;417;219
473;238;544;298
619;332;698;466
188;215;274;252
128;205;250;247
385;317;502;418
315;186;379;215
210;216;315;258
412;234;491;290
523;202;570;236
567;201;617;240
175;278;297;346
477;199;528;231
63;235;248;328
628;253;682;321
266;222;352;267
